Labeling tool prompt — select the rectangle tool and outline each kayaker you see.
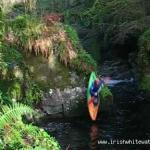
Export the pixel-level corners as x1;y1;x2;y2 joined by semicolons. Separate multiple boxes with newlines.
90;78;104;105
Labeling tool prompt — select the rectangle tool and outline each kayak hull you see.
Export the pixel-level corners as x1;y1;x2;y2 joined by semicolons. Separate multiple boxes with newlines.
87;72;100;121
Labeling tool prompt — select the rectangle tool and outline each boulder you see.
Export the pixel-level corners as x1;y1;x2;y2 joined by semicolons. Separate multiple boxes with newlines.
42;85;113;118
42;87;88;118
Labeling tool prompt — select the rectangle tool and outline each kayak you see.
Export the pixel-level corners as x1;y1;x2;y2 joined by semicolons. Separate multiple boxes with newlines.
87;72;100;121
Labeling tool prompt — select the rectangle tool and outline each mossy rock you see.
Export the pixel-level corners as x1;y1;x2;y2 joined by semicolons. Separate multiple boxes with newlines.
1;121;61;150
24;55;77;90
8;81;22;102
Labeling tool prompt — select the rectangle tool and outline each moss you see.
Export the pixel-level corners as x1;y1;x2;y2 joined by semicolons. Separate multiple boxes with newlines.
1;121;61;150
0;44;24;80
24;82;43;106
0;80;12;94
0;6;97;108
0;81;12;105
9;14;44;49
8;81;22;102
140;74;150;91
63;24;97;74
64;24;80;49
71;49;97;75
24;55;73;90
0;103;60;149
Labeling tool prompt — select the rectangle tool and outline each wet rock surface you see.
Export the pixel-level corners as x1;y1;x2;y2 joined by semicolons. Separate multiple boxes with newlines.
41;59;138;118
42;86;87;118
99;59;137;80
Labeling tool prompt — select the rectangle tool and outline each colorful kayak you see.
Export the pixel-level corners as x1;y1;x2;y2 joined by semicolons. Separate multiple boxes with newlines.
87;72;100;121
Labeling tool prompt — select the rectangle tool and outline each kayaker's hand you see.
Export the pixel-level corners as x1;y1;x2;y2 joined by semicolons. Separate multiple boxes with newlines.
94;92;98;96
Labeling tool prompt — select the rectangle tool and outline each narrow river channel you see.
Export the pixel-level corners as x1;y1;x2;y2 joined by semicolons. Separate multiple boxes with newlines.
41;61;150;150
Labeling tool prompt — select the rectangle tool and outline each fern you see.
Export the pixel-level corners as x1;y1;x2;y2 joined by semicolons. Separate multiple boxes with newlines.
0;103;34;129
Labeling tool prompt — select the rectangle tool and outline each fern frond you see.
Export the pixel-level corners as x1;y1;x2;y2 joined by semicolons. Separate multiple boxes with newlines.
0;103;34;129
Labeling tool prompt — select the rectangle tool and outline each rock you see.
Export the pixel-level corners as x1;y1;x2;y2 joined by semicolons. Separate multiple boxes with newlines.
24;109;46;124
41;84;113;118
24;55;82;89
42;86;87;118
99;59;135;80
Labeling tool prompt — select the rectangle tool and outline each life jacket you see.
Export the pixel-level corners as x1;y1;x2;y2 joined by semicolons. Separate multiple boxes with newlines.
90;80;104;97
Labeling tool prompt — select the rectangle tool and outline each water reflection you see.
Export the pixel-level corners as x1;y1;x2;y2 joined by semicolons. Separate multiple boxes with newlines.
89;124;99;150
42;83;150;150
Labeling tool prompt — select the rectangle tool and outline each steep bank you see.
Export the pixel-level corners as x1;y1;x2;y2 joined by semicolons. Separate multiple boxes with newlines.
0;4;113;119
0;3;99;149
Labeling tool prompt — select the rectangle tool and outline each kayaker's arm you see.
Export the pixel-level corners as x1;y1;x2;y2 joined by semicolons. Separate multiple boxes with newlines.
90;84;97;97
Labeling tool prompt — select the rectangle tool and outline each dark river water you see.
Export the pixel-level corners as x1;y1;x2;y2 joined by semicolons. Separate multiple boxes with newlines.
32;1;150;149
41;82;150;150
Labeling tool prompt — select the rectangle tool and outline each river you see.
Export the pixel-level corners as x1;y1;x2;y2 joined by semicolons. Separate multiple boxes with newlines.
40;60;150;150
35;2;150;149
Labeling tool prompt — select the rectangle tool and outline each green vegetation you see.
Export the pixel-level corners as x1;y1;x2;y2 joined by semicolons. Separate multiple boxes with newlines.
138;28;150;91
62;0;149;62
8;81;22;102
0;103;61;149
82;0;144;25
64;25;80;49
0;1;99;149
138;28;150;67
63;24;97;74
0;43;43;105
100;86;113;100
4;0;150;148
0;0;37;13
78;0;150;90
0;103;33;129
140;74;150;91
24;82;43;106
10;14;44;50
80;0;145;52
1;123;60;149
71;49;97;74
0;6;61;149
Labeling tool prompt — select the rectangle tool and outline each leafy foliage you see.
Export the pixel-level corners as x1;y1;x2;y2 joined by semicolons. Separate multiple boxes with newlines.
58;40;77;66
1;122;61;150
8;81;22;102
10;14;44;48
138;28;150;67
24;82;43;106
140;74;150;91
100;85;113;100
0;9;6;41
64;25;80;49
0;44;23;64
80;0;148;55
2;8;96;75
82;0;144;26
0;44;24;82
0;0;37;13
0;90;11;105
71;49;97;74
0;103;34;129
0;104;60;150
